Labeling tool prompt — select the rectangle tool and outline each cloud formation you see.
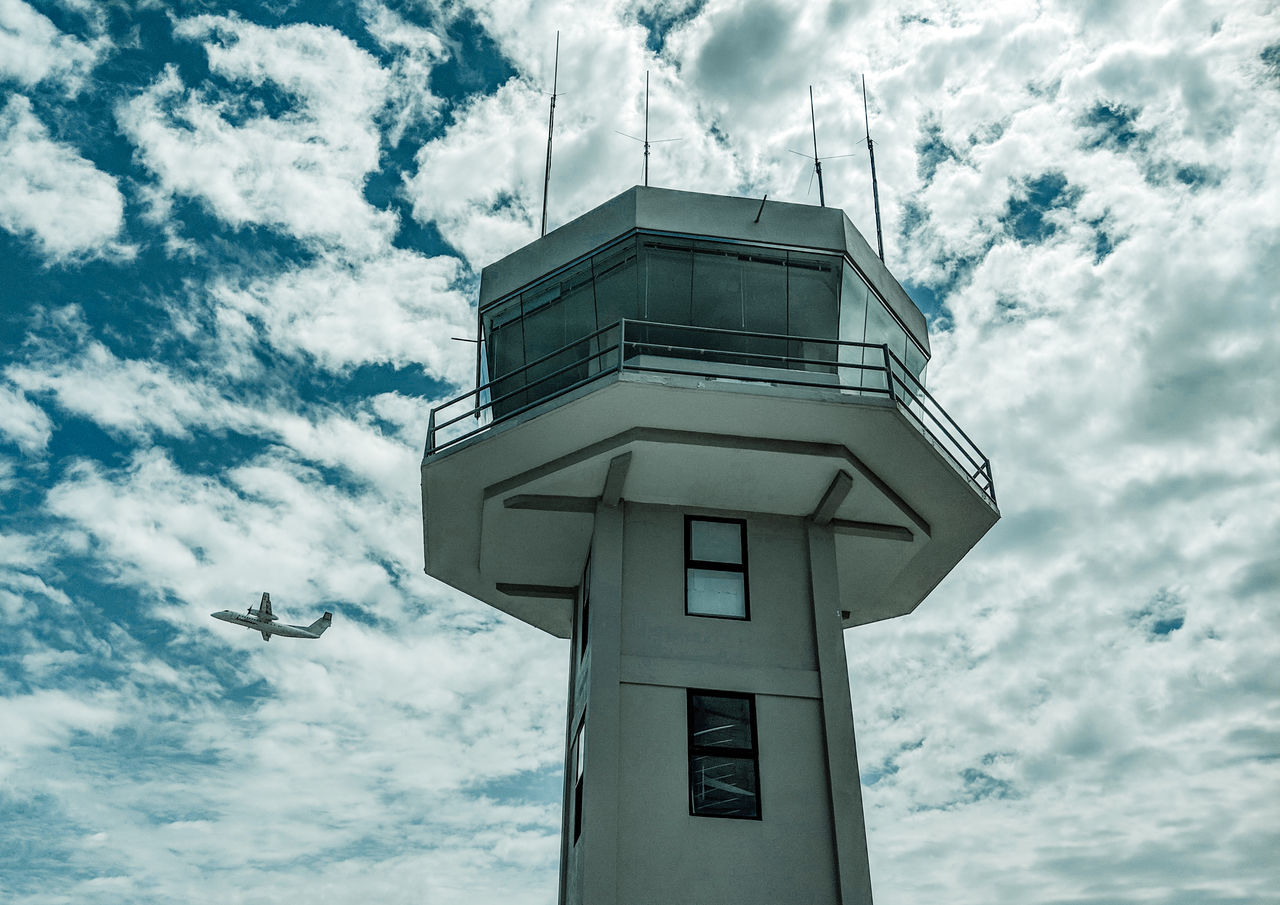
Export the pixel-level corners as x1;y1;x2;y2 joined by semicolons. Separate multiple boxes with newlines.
118;16;397;254
0;95;128;261
1;2;1277;904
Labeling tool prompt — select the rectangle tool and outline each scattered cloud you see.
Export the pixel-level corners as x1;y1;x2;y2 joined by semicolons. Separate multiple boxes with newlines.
0;95;129;262
0;383;51;454
205;247;474;382
118;16;397;254
2;2;1278;904
0;0;108;94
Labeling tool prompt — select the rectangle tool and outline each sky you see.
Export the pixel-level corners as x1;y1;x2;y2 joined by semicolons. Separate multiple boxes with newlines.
1;0;1278;903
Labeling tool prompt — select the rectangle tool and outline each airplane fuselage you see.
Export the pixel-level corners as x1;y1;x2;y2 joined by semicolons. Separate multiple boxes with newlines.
211;610;327;639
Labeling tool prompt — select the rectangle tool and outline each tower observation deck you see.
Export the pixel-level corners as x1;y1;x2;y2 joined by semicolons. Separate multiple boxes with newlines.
421;186;998;904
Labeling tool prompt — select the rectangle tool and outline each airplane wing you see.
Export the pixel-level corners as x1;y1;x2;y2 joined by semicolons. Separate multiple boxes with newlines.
259;592;273;621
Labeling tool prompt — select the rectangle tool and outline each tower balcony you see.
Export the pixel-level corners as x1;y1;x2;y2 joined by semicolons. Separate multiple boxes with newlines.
427;319;994;506
421;319;997;636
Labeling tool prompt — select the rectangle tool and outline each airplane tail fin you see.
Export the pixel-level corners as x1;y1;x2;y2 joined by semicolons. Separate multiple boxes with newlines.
307;612;333;636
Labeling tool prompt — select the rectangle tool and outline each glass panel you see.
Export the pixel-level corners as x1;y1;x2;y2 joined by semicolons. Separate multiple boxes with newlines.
863;297;902;393
689;519;743;564
787;252;840;371
839;264;870;391
865;297;906;358
690;755;758;817
485;297;527;415
572;721;585;841
522;283;563;357
687;568;746;617
641;241;692;323
905;340;928;384
593;240;638;330
557;261;596;386
741;251;788;366
641;241;692;351
562;263;597;345
521;282;565;400
691;246;746;362
690;694;753;748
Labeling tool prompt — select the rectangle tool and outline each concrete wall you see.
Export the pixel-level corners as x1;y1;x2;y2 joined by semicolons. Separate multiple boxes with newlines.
616;684;839;904
562;502;865;905
620;506;818;673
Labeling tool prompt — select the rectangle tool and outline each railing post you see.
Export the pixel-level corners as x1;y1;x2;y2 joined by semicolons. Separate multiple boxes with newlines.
618;319;627;373
882;344;894;401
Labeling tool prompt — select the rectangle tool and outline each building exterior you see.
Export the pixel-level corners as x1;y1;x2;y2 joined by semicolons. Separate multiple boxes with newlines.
421;186;998;905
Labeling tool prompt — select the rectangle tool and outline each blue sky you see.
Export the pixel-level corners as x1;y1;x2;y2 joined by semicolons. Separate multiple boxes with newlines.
2;1;1278;903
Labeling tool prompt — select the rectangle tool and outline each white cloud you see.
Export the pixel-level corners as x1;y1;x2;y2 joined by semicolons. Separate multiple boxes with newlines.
206;247;474;383
3;2;1279;903
404;6;744;270
118;17;396;253
361;0;450;145
0;382;51;453
0;689;121;781
0;95;129;262
0;0;107;94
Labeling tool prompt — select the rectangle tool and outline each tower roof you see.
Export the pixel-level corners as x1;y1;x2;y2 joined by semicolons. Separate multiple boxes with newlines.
480;186;929;357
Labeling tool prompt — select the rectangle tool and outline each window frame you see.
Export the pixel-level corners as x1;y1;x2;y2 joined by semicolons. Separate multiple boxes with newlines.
684;515;750;620
571;716;585;843
686;689;762;820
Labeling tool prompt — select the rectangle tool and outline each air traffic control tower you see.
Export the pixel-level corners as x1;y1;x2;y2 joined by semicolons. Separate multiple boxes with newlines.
422;186;998;905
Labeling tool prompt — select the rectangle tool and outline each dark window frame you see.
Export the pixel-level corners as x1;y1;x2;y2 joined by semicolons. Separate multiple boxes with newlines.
686;689;762;820
684;516;750;620
572;717;585;843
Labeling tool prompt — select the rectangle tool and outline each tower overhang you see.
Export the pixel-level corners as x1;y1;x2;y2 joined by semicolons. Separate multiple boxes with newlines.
421;369;998;637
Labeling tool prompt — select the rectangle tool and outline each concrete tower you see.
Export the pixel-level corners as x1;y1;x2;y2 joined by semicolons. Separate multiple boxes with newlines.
421;187;998;905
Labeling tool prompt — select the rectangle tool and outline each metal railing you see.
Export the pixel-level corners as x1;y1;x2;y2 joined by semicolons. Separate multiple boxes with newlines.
426;320;995;505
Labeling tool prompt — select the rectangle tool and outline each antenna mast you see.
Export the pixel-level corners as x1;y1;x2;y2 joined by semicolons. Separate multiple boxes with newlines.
643;71;650;186
862;74;884;262
616;72;680;187
540;32;560;238
809;85;825;207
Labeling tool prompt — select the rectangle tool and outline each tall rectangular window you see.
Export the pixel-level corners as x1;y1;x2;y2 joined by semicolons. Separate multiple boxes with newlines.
572;718;585;843
685;516;748;619
688;691;761;819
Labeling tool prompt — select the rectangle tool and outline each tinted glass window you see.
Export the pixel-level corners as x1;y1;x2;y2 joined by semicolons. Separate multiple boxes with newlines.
688;692;760;819
689;519;744;564
686;569;747;618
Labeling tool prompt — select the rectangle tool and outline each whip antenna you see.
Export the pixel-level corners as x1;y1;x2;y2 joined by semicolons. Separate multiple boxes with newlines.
540;32;559;237
862;74;884;261
615;70;681;187
809;85;825;207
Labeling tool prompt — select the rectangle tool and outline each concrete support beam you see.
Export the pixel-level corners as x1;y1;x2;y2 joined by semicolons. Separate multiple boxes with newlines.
496;582;578;599
504;494;598;513
830;519;913;543
811;470;854;526
808;524;875;905
600;452;632;508
578;502;625;905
